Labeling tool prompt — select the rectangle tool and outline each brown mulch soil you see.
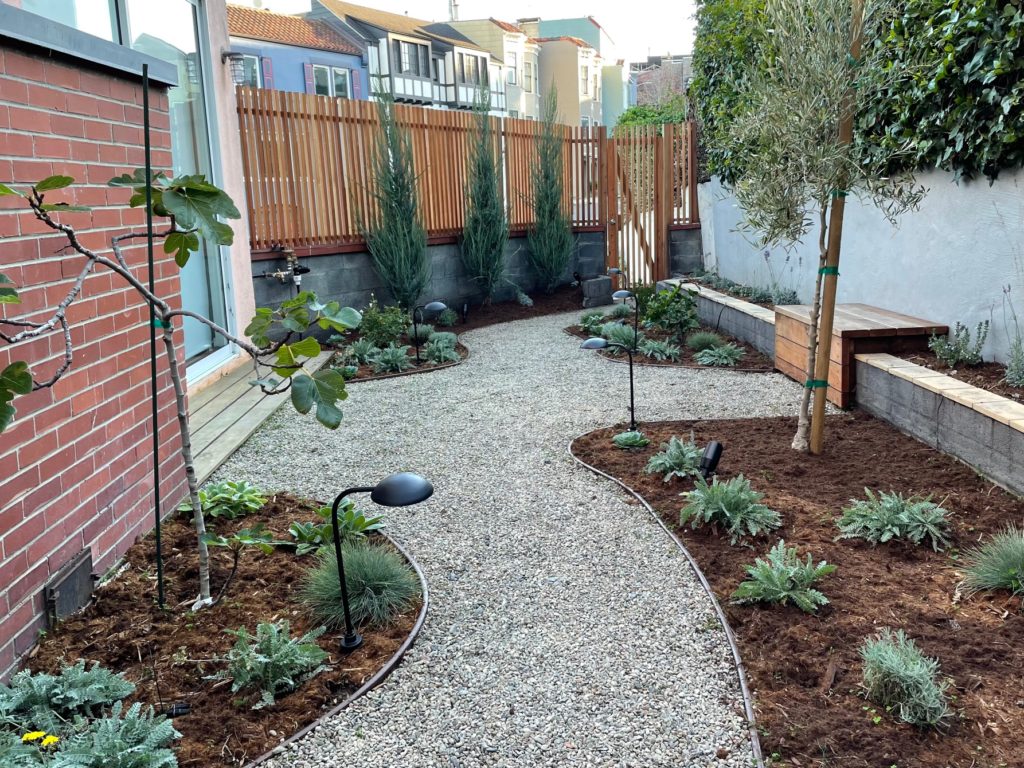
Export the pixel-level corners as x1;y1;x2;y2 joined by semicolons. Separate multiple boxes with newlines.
572;413;1024;768
27;494;419;767
454;283;583;331
899;350;1023;401
565;323;774;371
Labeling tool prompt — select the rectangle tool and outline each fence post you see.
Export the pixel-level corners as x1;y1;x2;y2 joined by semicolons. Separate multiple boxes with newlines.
688;120;699;225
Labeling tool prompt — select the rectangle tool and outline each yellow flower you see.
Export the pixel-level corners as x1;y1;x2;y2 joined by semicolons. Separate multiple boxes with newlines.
21;731;46;743
41;735;60;748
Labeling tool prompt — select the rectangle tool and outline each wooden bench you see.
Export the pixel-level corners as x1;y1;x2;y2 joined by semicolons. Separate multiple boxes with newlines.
774;304;948;408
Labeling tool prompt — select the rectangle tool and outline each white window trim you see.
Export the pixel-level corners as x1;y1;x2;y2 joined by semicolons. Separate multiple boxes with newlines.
241;53;261;88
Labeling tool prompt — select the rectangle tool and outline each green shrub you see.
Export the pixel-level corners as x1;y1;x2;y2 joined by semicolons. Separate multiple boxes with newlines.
772;287;799;306
685;331;725;352
436;307;459;327
694;343;745;367
600;322;644;352
178;480;265;521
1004;291;1024;387
731;540;836;613
461;101;509;303
359;295;408;347
643;285;698;340
928;321;988;368
860;628;949;728
612;431;650;448
372;344;413;374
361;95;429;309
212;621;328;710
300;543;420;628
960;525;1024;602
579;310;606;335
50;701;180;768
638;339;681;361
644;436;702;481
344;338;380;365
0;661;135;735
405;323;434;343
340;364;359;380
427;331;458;347
607;303;633;320
836;489;951;551
424;339;460;364
526;89;573;293
680;474;781;543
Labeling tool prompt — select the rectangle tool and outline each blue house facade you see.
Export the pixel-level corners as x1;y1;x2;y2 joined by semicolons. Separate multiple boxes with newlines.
226;4;368;99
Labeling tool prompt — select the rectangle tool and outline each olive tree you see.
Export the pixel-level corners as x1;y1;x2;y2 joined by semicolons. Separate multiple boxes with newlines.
0;171;359;609
729;0;925;452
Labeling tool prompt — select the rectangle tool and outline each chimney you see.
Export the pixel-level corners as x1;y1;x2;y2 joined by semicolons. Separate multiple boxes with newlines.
449;0;459;21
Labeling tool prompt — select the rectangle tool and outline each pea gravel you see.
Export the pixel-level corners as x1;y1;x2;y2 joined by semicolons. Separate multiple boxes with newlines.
215;310;807;768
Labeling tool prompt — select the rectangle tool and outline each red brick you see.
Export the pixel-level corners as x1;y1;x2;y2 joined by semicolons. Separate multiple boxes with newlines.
50;114;84;138
82;119;112;142
69;140;99;163
0;466;39;509
43;62;81;91
8;106;50;133
1;514;46;559
96;100;124;122
16;429;59;467
32;136;72;160
25;84;65;113
11;159;53;183
97;144;126;164
3;51;44;82
64;92;100;117
0;131;33;156
0;77;28;104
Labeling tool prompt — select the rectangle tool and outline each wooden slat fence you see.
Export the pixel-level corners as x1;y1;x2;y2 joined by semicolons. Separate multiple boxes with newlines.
237;87;697;266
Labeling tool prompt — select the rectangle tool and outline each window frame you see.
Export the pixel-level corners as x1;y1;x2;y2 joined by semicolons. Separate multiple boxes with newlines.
523;60;534;92
240;53;261;88
332;66;351;98
507;51;517;85
580;65;588;95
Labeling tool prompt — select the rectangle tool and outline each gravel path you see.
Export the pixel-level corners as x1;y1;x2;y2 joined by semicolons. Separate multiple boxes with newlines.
216;310;806;768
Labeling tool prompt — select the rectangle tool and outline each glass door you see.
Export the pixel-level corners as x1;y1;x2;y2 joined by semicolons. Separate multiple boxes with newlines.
125;0;229;362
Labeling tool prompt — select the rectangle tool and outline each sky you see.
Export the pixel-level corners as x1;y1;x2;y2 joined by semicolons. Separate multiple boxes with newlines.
330;1;698;61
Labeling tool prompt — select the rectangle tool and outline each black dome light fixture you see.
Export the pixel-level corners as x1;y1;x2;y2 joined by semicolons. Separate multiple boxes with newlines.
412;300;447;364
328;472;434;652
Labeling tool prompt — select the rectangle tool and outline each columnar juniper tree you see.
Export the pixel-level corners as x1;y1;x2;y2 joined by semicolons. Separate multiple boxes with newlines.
729;0;924;452
461;92;509;304
361;91;430;310
527;88;573;294
0;172;359;609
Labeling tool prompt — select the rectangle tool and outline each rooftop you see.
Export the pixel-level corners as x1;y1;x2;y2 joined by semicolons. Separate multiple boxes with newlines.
317;0;486;52
226;4;361;55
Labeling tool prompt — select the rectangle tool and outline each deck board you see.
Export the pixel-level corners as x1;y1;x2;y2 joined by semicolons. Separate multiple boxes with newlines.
191;352;333;483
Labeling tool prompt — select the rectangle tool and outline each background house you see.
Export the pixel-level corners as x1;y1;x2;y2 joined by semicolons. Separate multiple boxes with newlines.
0;0;255;678
227;4;368;98
631;54;692;106
449;18;540;120
518;25;602;127
311;0;505;113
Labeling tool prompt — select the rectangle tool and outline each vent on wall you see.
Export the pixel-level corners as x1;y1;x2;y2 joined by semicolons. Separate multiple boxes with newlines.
44;549;94;627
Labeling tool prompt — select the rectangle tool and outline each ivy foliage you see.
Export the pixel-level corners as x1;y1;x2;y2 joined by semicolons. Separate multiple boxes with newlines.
859;0;1024;180
688;0;768;184
615;94;688;132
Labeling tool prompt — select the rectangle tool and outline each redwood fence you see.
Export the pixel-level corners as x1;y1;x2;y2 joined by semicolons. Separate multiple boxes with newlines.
236;87;698;280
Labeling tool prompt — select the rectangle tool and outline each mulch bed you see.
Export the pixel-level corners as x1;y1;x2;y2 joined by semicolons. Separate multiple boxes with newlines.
689;278;776;308
27;494;419;767
565;323;774;371
572;413;1024;768
899;350;1023;401
339;342;469;382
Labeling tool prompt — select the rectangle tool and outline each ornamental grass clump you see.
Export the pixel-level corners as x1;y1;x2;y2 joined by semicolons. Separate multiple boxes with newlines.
638;339;681;361
680;474;781;544
685;331;725;352
612;430;650;448
301;543;420;628
860;628;949;728
732;540;836;613
694;343;745;367
607;303;633;320
960;525;1024;603
213;621;329;710
836;489;951;551
405;323;434;343
644;436;702;482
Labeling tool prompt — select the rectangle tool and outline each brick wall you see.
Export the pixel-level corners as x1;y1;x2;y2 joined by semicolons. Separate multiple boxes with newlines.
0;45;188;678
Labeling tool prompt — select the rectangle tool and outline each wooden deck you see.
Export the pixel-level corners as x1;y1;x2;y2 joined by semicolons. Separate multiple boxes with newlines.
774;304;947;408
190;352;332;483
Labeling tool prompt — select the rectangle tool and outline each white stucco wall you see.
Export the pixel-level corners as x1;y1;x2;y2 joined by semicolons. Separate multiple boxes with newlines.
699;169;1024;363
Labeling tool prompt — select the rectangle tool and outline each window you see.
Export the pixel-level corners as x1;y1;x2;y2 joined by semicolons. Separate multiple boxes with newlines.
460;54;482;85
509;109;519;118
507;51;517;85
581;116;590;127
3;0;118;41
593;73;599;99
333;68;351;99
581;65;588;94
524;60;534;92
393;39;429;77
312;64;331;96
240;54;261;88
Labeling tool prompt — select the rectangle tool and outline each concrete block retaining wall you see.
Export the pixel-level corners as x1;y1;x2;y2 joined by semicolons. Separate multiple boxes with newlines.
253;232;607;311
855;354;1024;496
668;282;776;358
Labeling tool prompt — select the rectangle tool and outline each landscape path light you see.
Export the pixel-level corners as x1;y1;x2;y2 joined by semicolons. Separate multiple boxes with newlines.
581;337;638;430
412;301;447;364
329;472;434;652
